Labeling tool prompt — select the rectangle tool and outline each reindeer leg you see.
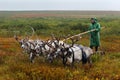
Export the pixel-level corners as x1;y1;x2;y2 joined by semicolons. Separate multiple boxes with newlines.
71;60;74;68
63;57;67;66
87;57;92;67
71;52;74;68
29;52;35;63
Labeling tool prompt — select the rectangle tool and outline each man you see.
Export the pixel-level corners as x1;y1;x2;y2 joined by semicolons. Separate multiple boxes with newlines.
89;18;101;52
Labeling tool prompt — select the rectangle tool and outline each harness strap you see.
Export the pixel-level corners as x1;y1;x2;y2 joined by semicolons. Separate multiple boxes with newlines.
71;48;75;63
65;48;74;63
81;48;87;64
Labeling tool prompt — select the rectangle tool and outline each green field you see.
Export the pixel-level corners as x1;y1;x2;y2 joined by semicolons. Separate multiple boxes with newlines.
0;11;120;37
0;11;120;80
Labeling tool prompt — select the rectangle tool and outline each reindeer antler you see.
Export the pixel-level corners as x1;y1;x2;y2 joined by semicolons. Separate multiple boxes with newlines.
30;27;35;37
14;34;21;42
70;37;79;47
51;33;56;40
14;35;18;41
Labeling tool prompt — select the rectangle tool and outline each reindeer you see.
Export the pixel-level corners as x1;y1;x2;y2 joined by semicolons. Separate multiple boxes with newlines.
14;35;36;62
14;35;34;53
34;38;63;63
48;37;93;66
14;27;44;63
35;40;53;57
45;34;70;63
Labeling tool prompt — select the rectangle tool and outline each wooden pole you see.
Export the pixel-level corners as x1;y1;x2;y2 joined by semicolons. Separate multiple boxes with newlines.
62;27;105;42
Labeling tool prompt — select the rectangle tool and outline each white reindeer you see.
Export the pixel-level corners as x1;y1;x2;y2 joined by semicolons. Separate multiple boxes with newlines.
15;35;43;63
47;38;93;66
34;39;61;62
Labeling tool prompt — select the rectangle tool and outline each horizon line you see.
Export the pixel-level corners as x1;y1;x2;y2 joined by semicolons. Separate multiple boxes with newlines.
0;10;120;12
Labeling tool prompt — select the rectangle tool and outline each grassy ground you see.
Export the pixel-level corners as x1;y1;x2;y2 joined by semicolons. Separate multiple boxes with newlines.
0;11;120;80
0;37;120;80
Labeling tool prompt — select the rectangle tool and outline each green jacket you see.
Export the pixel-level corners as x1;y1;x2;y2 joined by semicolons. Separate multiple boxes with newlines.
89;22;101;47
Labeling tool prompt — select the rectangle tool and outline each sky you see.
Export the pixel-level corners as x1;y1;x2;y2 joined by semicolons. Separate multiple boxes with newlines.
0;0;120;11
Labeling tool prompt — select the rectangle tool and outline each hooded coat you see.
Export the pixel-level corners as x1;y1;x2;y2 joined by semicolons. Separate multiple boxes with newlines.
88;18;101;47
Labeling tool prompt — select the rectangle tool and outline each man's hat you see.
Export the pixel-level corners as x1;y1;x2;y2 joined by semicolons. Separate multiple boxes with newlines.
91;18;97;22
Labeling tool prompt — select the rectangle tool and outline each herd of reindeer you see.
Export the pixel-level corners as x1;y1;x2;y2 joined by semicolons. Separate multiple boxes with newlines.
14;34;95;67
14;26;105;67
